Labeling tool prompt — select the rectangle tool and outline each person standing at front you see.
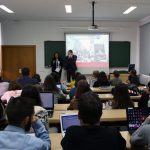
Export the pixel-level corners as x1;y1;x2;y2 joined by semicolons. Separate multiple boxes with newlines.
65;50;77;83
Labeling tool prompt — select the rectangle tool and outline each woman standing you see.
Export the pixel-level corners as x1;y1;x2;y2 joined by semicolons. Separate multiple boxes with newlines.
51;52;63;80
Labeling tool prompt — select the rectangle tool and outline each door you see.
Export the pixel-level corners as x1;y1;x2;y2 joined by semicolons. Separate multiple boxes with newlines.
2;45;36;80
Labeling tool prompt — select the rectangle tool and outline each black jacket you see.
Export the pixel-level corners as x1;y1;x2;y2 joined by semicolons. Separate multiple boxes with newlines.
51;58;63;73
65;55;77;71
61;125;126;150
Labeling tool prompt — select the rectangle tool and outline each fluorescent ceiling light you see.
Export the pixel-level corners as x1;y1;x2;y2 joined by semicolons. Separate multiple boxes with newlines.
65;5;72;13
123;6;137;14
0;5;14;13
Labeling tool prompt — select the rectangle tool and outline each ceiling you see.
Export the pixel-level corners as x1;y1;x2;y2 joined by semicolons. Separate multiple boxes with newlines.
0;0;150;21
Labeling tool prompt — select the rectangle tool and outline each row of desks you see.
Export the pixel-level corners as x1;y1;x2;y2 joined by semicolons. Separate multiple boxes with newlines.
50;131;132;150
66;86;146;94
49;109;126;124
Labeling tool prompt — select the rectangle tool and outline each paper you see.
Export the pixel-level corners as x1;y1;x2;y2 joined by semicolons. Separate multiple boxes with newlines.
55;67;61;72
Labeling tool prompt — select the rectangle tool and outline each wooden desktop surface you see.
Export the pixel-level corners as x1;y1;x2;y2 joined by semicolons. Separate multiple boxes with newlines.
49;109;126;124
50;131;131;150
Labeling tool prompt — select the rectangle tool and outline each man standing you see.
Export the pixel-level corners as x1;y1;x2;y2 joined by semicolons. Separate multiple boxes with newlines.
0;97;50;150
66;50;77;83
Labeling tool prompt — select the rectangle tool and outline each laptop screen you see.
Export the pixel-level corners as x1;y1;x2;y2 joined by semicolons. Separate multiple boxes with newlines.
40;92;54;110
61;114;80;131
127;107;150;131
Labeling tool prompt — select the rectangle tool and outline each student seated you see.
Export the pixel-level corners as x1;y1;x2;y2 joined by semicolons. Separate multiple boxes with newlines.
1;81;22;103
128;69;140;86
130;115;150;149
16;67;38;87
69;74;86;100
67;80;91;110
89;70;99;87
110;70;122;86
21;85;49;131
93;71;110;87
43;75;66;103
138;82;150;107
61;92;126;150
112;83;134;109
0;76;9;97
0;97;50;149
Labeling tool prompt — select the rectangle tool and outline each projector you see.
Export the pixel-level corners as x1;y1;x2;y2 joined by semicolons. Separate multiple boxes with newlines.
88;25;99;30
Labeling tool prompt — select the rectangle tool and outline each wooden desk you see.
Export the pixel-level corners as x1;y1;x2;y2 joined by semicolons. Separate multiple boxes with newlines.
49;109;126;124
91;87;113;93
98;94;141;101
50;131;131;150
54;104;69;111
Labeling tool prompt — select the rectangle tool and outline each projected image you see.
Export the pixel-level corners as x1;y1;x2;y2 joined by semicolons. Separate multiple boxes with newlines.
66;34;109;71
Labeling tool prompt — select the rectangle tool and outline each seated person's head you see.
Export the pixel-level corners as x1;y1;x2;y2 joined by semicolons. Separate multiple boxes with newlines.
50;72;60;83
21;85;42;106
99;71;107;81
75;80;90;99
75;72;81;80
8;81;22;90
5;97;34;131
78;92;102;126
21;67;30;76
113;83;133;108
43;75;58;92
75;75;86;87
93;70;100;79
130;69;137;76
113;70;120;78
32;74;41;83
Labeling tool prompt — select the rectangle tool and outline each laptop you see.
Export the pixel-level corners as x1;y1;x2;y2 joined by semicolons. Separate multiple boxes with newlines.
126;107;150;134
40;92;54;117
60;114;80;137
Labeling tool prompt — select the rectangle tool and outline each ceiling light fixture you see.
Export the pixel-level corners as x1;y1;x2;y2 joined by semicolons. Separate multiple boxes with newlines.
65;5;72;13
123;6;137;14
0;5;14;13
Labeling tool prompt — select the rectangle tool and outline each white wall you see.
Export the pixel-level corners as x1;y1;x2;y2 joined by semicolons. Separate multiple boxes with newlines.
1;20;140;81
140;23;150;75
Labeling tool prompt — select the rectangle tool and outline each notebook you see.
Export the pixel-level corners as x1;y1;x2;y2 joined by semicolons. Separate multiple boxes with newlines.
60;114;80;137
40;92;54;117
126;107;150;134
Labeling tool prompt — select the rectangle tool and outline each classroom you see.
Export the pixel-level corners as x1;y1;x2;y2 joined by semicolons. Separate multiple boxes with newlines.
0;0;150;150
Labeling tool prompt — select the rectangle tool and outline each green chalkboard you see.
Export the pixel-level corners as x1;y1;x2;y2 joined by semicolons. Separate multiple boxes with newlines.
44;41;130;67
109;41;130;67
44;41;66;67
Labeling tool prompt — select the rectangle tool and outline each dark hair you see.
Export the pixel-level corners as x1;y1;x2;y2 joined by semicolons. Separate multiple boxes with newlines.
98;71;108;82
50;72;60;83
43;75;59;92
113;83;133;109
130;69;137;76
93;70;100;78
21;85;42;106
21;67;30;76
75;75;86;87
75;72;81;80
78;92;102;125
34;84;43;92
52;52;60;60
113;70;120;78
68;50;73;53
32;74;41;83
6;97;34;127
8;81;22;90
75;80;90;99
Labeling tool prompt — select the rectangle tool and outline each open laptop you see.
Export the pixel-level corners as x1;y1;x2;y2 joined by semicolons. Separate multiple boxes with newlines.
126;107;150;134
60;114;80;137
40;92;54;117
